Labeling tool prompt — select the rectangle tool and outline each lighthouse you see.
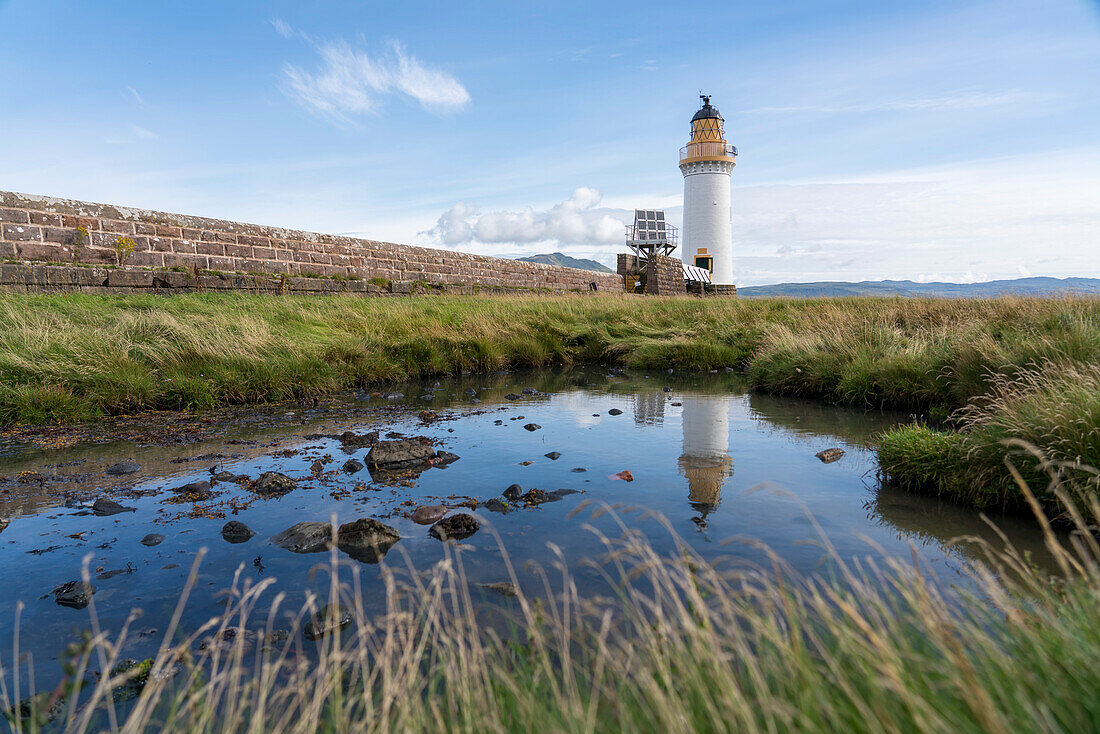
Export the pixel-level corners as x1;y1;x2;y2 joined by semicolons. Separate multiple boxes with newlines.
679;95;737;289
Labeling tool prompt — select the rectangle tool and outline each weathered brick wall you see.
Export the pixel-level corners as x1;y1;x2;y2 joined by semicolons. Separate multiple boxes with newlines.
644;254;686;296
0;191;623;293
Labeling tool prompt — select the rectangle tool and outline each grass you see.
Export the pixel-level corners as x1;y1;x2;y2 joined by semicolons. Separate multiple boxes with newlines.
5;492;1100;733
1;292;1098;425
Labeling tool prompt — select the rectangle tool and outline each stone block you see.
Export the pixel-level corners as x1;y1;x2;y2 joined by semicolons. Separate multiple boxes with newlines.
195;241;225;256
0;208;29;224
16;242;69;262
99;219;135;234
2;223;42;242
108;269;153;288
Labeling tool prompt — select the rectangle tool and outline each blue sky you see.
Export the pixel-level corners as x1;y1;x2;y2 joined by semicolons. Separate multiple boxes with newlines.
1;0;1098;285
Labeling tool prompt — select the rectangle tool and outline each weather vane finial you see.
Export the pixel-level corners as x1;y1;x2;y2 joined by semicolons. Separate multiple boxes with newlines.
700;93;710;106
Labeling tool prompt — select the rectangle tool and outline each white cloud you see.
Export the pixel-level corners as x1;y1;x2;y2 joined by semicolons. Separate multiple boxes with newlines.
131;125;158;140
421;188;629;260
125;86;144;106
282;40;470;125
271;18;294;39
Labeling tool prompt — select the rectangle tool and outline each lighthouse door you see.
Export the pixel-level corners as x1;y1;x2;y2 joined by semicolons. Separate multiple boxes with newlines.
694;255;713;272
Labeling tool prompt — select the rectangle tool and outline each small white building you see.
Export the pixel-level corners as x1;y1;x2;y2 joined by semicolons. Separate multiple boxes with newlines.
679;96;737;287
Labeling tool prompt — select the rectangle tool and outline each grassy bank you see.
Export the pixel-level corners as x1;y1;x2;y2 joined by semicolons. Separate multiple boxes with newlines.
6;501;1100;733
2;292;1098;424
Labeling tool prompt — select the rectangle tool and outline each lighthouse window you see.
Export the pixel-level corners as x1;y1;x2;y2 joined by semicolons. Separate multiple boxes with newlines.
655;212;664;220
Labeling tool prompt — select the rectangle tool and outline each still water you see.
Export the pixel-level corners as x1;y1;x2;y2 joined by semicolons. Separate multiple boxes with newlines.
0;368;1052;692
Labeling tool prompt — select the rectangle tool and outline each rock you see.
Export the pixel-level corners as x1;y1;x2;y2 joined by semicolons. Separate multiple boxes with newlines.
611;470;634;482
434;450;461;465
92;498;136;516
304;603;353;640
464;388;478;398
502;484;523;500
671;402;682;407
523;423;541;432
270;522;333;553
570;467;587;473
544;451;561;460
366;438;437;467
106;461;141;476
382;391;404;401
221;521;254;544
470;397;481;404
607;408;623;416
54;580;96;609
504;393;522;400
429;514;480;541
477;582;519;597
140;533;165;547
521;387;538;395
310;460;325;474
419;393;435;401
663;387;672;392
211;471;235;482
494;419;503;425
418;410;438;423
411;505;448;525
252;472;298;496
342;459;364;474
551;488;580;498
520;489;555;506
340;431;379;449
483;498;511;514
815;448;845;464
337;518;400;563
0;518;8;533
173;480;213;500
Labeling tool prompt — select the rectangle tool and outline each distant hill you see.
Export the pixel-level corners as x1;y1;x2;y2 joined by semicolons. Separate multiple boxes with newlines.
517;252;613;273
737;277;1100;298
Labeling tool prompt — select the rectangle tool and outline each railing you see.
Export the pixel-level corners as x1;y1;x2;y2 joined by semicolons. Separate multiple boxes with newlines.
679;142;737;162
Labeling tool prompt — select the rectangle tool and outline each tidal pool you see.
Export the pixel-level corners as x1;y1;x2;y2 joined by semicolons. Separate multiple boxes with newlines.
0;367;1054;694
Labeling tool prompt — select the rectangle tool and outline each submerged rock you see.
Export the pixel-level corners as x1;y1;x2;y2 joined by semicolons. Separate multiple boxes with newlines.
504;393;522;401
607;408;623;416
411;505;448;525
270;522;333;553
336;518;400;563
483;498;511;514
366;438;437;468
340;430;379;449
520;489;554;506
382;392;404;401
172;480;213;500
434;450;461;465
522;423;541;432
815;448;845;464
140;533;165;547
544;451;561;460
502;484;523;500
54;580;96;609
252;472;298;496
106;461;141;476
429;514;480;541
477;582;519;597
304;603;353;640
221;521;255;544
342;459;364;474
92;498;136;516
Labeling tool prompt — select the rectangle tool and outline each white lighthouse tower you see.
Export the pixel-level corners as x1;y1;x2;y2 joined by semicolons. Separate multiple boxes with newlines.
679;95;737;290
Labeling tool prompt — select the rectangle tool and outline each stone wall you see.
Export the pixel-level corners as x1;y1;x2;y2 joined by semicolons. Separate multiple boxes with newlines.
0;191;623;294
644;254;686;296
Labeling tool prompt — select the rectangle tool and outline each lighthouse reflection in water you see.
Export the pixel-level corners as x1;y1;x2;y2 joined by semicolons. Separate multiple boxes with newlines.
632;391;735;515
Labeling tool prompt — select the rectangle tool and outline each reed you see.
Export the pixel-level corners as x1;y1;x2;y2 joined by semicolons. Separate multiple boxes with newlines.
4;485;1100;733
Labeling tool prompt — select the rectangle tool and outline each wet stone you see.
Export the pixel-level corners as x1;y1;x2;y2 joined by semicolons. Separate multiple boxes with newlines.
477;581;519;597
608;408;623;416
92;498;136;516
502;484;523;500
520;489;556;506
483;498;511;514
54;580;96;609
304;603;353;640
504;393;521;400
173;480;212;497
434;450;460;465
140;533;165;547
815;448;846;464
221;520;255;544
252;471;298;496
340;431;379;449
571;467;587;473
411;505;447;525
211;471;236;482
429;514;480;541
523;423;541;432
337;518;400;563
382;392;404;401
366;438;437;467
106;461;141;476
270;522;333;553
342;459;364;474
544;451;561;460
